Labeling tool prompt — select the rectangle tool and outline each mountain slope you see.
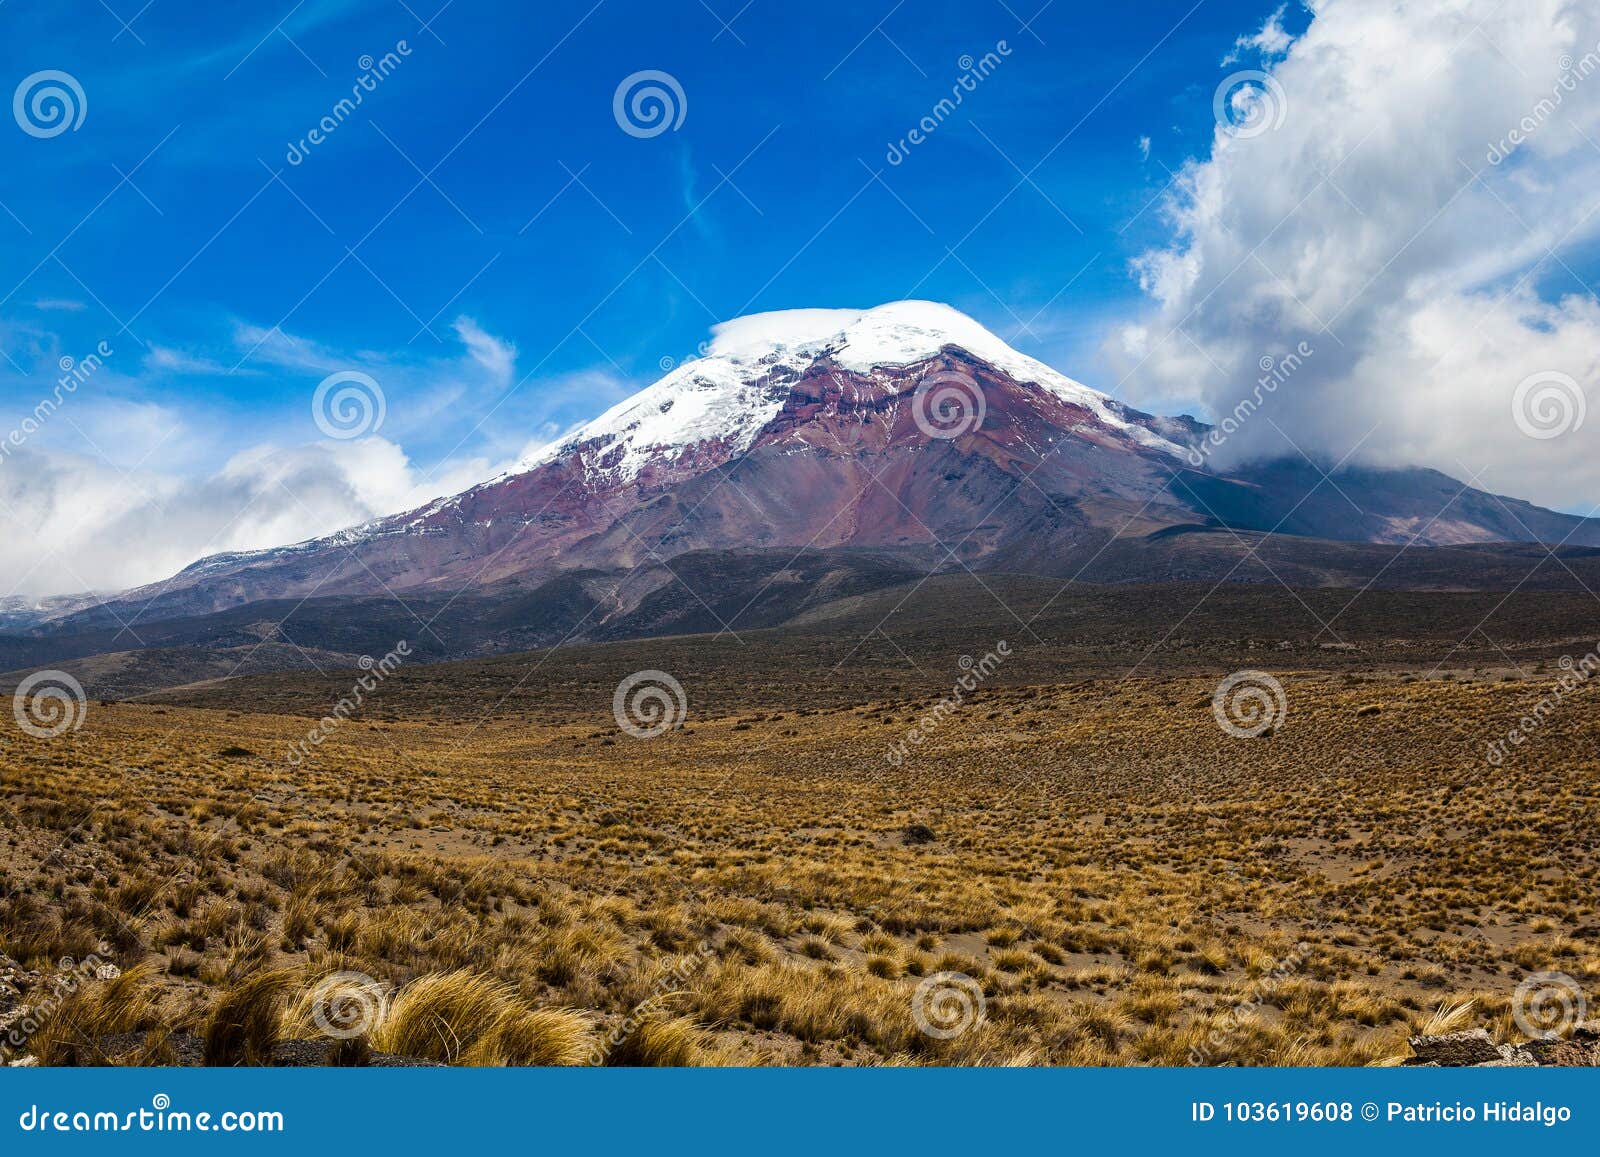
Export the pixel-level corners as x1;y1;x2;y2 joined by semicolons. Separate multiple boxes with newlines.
46;301;1600;631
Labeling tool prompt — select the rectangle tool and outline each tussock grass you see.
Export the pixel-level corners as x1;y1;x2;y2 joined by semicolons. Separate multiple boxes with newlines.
463;1007;595;1066
1418;997;1476;1036
5;671;1598;1066
33;963;159;1066
370;971;509;1063
601;1014;720;1067
202;969;295;1065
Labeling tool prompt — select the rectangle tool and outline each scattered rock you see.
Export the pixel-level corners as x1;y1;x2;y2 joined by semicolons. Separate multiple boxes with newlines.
1406;1024;1599;1067
1405;1029;1503;1066
902;823;936;846
17;1032;439;1068
1524;1025;1600;1067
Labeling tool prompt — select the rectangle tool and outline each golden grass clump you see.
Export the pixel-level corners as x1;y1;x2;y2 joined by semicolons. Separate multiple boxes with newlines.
463;1007;596;1066
600;1014;721;1067
31;963;159;1066
369;970;510;1063
202;969;296;1065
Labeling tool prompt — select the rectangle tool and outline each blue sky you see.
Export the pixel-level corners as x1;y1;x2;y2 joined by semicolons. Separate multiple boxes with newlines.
5;0;1599;595
0;0;1291;474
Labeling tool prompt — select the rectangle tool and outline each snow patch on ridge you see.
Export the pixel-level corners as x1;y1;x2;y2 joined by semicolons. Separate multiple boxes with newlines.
519;356;789;484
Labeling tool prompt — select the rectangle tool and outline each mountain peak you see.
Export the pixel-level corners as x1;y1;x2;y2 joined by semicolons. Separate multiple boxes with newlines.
519;301;1181;484
706;300;1007;371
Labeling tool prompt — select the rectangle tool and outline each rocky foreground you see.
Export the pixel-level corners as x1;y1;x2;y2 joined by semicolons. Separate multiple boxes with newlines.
1405;1027;1600;1067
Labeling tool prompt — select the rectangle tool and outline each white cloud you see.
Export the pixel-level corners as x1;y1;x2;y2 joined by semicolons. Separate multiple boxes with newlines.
0;315;547;598
0;437;495;598
1223;4;1294;66
143;345;235;376
1109;0;1600;512
452;316;517;385
232;314;521;441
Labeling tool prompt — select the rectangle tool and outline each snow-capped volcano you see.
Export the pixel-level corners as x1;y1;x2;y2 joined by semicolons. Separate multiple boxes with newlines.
100;300;1600;625
513;300;1183;488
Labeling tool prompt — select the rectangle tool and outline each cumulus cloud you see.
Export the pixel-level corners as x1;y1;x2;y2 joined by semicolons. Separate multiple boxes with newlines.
1223;4;1294;66
0;315;533;598
0;438;495;598
1110;0;1600;512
